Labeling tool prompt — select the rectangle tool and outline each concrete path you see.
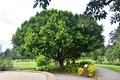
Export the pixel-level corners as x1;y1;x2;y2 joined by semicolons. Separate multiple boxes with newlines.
0;71;95;80
0;71;56;80
2;67;120;80
55;74;94;80
96;67;120;80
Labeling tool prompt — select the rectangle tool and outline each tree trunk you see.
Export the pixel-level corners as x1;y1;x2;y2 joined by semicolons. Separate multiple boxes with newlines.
58;59;64;67
72;59;75;64
66;59;70;66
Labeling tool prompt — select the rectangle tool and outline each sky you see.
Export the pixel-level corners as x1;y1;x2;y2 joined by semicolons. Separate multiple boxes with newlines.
0;0;118;52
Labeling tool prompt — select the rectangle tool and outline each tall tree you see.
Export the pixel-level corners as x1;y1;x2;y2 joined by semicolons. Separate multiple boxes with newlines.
113;41;120;62
33;0;120;24
105;47;117;62
12;9;104;67
109;25;120;44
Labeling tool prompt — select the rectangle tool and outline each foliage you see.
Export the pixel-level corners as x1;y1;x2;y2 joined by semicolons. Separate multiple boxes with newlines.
0;60;13;71
85;0;120;24
91;46;106;63
113;41;120;62
36;55;49;67
0;49;13;71
12;9;104;67
92;50;99;62
36;65;59;71
0;48;21;60
108;25;120;62
79;61;91;68
33;0;51;9
98;57;105;64
105;47;117;62
109;25;120;44
87;64;96;77
78;68;83;76
65;64;79;73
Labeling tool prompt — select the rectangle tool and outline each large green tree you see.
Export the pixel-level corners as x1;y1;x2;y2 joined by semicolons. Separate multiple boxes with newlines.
12;9;104;67
33;0;120;24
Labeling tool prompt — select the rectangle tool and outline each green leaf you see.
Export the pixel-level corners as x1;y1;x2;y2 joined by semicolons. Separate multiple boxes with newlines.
33;2;38;8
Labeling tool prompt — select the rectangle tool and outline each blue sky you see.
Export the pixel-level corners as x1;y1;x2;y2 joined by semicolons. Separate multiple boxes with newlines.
0;0;118;52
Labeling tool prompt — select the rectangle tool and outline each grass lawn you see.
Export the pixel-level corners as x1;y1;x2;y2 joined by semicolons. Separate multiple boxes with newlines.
13;61;37;71
95;64;120;72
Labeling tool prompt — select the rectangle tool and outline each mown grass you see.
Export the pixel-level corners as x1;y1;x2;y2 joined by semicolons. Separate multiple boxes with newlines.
13;59;120;73
13;61;36;71
95;64;120;72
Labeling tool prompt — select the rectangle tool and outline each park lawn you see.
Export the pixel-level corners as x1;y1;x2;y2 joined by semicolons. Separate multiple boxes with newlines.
13;61;37;71
95;64;120;72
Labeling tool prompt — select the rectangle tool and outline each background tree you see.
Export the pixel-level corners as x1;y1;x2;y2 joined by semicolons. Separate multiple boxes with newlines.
0;49;12;59
12;9;104;67
92;50;99;63
109;25;120;44
113;41;120;62
108;25;120;62
105;47;116;63
34;0;120;24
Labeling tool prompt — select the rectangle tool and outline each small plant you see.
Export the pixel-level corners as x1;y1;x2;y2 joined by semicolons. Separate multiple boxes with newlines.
78;68;83;76
87;64;96;77
36;55;49;67
65;64;79;73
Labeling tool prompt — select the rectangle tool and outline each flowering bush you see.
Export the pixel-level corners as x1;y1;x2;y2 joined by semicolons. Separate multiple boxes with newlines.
87;64;96;77
78;68;83;76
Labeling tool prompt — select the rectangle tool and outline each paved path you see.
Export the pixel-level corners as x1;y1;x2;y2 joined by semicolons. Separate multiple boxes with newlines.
1;67;120;80
55;74;94;80
96;67;120;80
0;72;47;80
0;71;95;80
0;71;56;80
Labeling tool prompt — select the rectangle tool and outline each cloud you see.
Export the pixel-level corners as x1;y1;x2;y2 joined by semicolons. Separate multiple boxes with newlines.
0;0;41;52
48;0;90;14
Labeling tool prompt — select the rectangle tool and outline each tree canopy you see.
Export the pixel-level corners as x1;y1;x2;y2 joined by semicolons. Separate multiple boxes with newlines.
108;25;120;62
109;25;120;44
12;9;104;67
33;0;120;24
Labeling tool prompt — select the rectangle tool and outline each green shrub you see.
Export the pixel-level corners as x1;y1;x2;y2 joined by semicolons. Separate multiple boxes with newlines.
79;61;91;68
36;55;49;67
25;59;30;62
115;63;120;66
0;60;2;71
0;60;13;71
36;65;58;71
78;68;83;76
64;64;79;73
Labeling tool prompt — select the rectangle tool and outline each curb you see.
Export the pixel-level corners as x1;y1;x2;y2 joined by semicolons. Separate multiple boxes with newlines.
97;77;100;80
41;72;57;80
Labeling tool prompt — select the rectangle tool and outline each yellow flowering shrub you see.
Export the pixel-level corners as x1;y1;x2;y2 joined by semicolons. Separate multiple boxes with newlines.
87;64;96;77
78;68;83;76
